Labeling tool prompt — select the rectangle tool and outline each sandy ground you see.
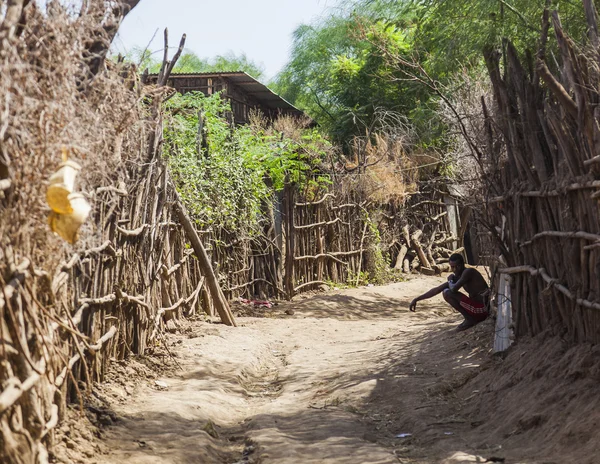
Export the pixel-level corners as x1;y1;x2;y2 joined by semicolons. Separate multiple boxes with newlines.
52;275;600;464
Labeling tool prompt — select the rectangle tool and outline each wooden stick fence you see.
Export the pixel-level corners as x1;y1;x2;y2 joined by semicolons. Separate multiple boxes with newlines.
482;0;600;343
0;14;235;461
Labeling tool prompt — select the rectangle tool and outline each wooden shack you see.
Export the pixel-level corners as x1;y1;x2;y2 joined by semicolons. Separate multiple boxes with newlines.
149;71;307;125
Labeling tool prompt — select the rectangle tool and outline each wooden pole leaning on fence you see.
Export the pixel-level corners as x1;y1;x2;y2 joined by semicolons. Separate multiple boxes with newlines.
172;192;236;327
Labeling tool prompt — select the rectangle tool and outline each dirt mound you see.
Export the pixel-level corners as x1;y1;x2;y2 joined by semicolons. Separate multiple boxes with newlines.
459;331;600;463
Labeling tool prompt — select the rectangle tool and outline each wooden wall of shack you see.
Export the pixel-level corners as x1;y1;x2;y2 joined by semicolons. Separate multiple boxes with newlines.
484;0;600;343
163;75;264;125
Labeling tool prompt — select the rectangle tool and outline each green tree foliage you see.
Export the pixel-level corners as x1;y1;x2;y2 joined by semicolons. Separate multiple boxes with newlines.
274;0;596;149
163;92;331;233
413;0;596;75
125;47;265;79
272;2;444;148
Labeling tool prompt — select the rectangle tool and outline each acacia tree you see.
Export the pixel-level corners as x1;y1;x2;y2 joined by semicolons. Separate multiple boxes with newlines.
413;0;596;74
274;0;596;147
273;6;443;149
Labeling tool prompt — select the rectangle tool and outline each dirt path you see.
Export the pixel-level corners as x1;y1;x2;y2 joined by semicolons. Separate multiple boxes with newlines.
59;275;600;464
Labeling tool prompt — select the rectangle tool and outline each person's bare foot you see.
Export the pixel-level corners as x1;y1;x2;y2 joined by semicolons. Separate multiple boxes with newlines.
455;319;476;332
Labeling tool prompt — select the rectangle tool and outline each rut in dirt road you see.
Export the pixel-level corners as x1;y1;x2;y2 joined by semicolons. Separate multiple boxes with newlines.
91;278;496;464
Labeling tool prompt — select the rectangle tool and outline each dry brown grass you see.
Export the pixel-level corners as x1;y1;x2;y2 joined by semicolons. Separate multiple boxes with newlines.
337;132;422;206
0;2;146;268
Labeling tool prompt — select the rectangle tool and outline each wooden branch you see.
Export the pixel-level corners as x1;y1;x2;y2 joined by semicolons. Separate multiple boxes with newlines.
160;297;185;314
78;294;116;306
536;60;578;118
500;265;600;311
411;230;431;269
185;277;205;305
433;235;458;246
489;180;600;202
83;240;117;257
520;230;600;247
452;247;465;255
149;296;184;339
0;259;29;309
0;0;29;41
295;193;335;207
48;304;89;336
61;254;80;271
294;250;359;262
294;217;342;230
115;288;150;309
356;222;369;286
394;244;408;270
402;225;411;246
501;265;538;274
95;186;128;196
151;277;205;340
53;254;80;294
411;200;445;208
553;180;600;195
54;325;118;391
498;0;539;32
40;404;59;439
55;354;80;388
331;203;358;210
155;221;178;228
283;181;295;299
583;0;600;49
0;359;45;416
536;2;551;64
82;0;141;79
583;155;600;166
68;304;87;327
158;30;187;86
162;252;193;277
88;326;117;352
164;34;186;84
294;281;327;292
157;28;169;85
116;224;148;237
403;255;412;273
173;188;236;326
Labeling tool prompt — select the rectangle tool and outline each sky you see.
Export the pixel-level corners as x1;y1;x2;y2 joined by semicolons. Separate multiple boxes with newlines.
114;0;337;81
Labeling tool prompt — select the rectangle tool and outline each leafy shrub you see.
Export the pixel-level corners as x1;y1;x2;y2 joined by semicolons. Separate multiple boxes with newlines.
163;92;332;234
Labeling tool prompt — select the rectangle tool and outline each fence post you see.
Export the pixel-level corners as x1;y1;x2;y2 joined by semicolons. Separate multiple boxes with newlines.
283;179;295;299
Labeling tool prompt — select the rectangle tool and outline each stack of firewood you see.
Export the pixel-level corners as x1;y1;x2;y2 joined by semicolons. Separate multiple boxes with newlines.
392;225;463;275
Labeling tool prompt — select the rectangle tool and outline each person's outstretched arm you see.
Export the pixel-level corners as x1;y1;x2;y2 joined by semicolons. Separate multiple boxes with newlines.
409;282;449;312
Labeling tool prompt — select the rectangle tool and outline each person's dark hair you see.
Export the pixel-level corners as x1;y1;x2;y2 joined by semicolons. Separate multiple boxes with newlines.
449;253;465;267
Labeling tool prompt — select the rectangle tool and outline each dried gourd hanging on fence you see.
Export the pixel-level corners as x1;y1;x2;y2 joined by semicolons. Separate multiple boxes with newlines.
47;147;91;243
